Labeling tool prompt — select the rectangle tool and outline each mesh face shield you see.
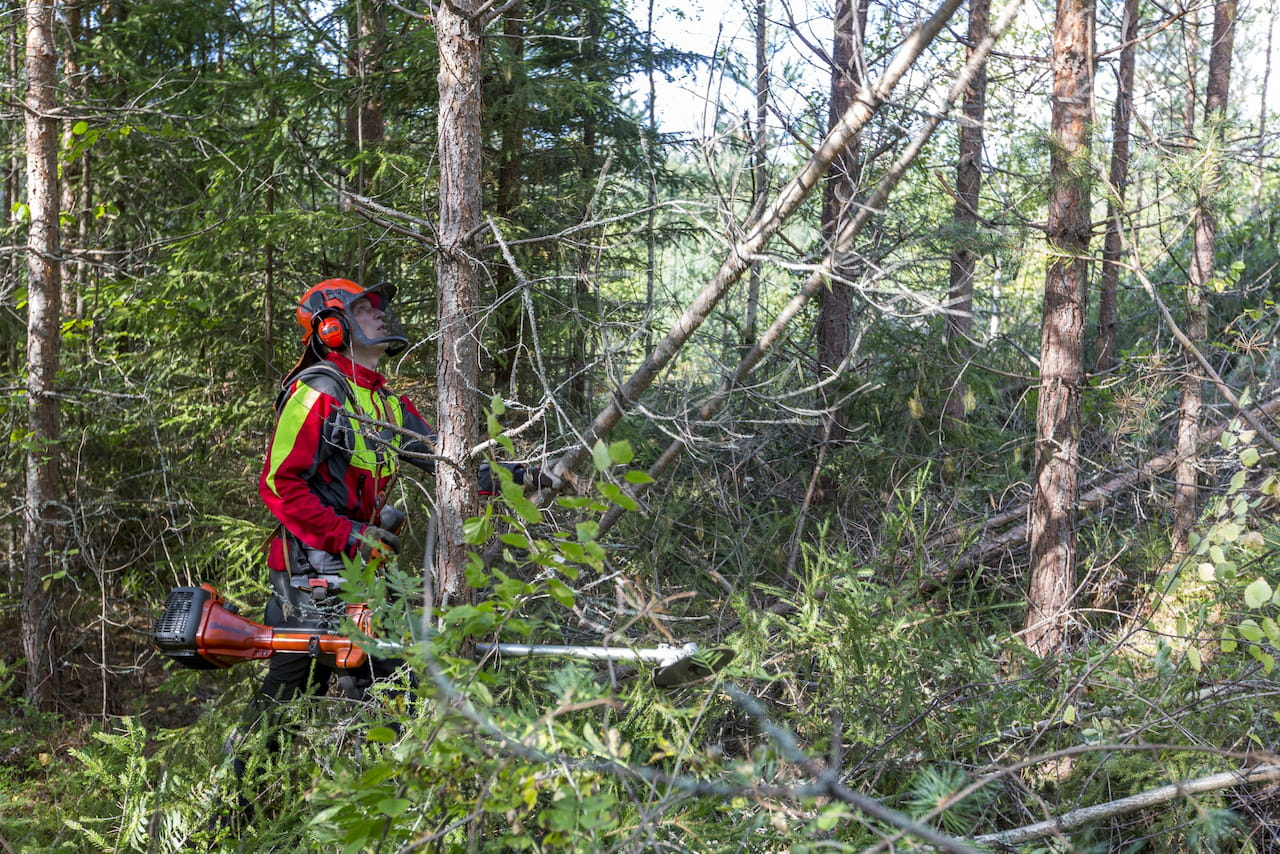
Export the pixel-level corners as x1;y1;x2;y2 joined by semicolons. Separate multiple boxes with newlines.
346;282;408;356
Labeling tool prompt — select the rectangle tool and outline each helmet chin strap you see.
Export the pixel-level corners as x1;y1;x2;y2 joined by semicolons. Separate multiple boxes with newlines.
344;337;387;371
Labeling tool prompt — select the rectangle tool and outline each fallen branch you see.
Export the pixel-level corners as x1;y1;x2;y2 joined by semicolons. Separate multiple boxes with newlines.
971;764;1280;847
922;394;1280;585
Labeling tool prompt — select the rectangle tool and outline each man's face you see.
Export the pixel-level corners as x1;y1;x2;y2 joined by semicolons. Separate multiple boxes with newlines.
350;295;389;350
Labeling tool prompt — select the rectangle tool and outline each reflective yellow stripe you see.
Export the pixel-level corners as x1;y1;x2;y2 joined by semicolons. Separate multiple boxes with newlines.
264;384;324;498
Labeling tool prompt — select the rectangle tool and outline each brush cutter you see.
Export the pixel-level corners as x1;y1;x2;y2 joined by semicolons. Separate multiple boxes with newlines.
153;585;734;686
152;584;373;671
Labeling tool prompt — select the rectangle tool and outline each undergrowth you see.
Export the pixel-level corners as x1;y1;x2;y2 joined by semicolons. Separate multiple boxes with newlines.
6;436;1280;853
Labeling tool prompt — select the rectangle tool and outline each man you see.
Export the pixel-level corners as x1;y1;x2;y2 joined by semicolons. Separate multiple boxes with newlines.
255;277;545;707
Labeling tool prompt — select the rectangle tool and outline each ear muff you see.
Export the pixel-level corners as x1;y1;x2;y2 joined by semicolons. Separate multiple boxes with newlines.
315;311;347;350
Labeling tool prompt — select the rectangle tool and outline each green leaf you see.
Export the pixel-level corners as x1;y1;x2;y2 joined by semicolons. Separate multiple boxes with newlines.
591;440;612;472
546;578;575;607
1221;628;1238;653
1264;618;1280;646
378;798;411;817
599;482;638;510
363;727;399;744
357;763;400;786
464;509;493;544
1245;578;1272;609
500;532;531;549
1239;619;1264;642
607;440;634;465
624;469;655;484
1240;448;1261;467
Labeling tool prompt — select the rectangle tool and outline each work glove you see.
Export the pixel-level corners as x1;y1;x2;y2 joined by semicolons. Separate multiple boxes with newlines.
523;462;563;491
378;505;406;535
353;525;401;562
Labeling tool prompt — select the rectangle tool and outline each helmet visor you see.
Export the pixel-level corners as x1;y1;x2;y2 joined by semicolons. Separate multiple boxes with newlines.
349;284;408;355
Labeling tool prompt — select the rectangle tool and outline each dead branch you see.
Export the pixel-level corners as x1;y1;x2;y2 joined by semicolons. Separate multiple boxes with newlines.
593;0;1025;537
971;764;1280;848
922;395;1280;586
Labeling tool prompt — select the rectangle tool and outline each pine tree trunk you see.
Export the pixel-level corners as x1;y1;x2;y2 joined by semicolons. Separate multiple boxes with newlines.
434;0;483;606
23;0;62;710
815;0;867;441
1172;0;1236;556
347;0;386;278
491;3;525;393
743;0;768;353
943;0;989;426
1024;0;1093;656
1094;0;1136;376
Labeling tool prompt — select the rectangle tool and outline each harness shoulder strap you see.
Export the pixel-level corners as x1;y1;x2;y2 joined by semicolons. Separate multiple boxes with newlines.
274;363;354;415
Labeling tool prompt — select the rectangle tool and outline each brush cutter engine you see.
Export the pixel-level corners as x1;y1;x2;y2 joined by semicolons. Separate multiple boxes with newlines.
152;584;372;670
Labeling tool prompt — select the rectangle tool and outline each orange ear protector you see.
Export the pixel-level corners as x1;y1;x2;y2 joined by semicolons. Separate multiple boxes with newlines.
315;310;347;349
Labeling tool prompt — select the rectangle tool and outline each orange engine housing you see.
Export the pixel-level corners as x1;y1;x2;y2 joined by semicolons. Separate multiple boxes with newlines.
152;584;372;671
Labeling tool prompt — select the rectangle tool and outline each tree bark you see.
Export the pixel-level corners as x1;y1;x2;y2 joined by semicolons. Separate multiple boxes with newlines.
943;0;990;426
347;0;386;278
743;0;769;353
1024;0;1093;656
1172;0;1236;556
815;0;868;441
435;0;484;605
23;0;62;710
491;2;525;393
1093;0;1136;376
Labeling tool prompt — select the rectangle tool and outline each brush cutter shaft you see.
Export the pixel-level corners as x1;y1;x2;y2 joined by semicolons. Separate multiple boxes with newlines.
475;641;699;667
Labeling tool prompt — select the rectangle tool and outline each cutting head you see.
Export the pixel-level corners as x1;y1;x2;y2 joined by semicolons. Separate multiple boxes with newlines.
653;645;736;687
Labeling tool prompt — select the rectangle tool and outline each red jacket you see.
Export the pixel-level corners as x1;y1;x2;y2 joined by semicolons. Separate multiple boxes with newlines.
259;353;434;572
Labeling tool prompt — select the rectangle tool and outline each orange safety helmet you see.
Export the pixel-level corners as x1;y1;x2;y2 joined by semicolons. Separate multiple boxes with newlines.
295;278;407;356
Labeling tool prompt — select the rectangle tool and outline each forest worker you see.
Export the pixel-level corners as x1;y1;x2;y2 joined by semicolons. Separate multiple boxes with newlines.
212;277;553;831
252;277;549;712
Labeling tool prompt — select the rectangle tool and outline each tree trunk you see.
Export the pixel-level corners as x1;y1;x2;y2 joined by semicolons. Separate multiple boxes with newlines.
1024;0;1093;656
58;0;83;321
943;0;989;426
491;2;526;393
815;0;868;441
435;0;484;606
347;0;386;278
1093;0;1136;376
743;0;768;353
23;0;62;710
1172;0;1236;556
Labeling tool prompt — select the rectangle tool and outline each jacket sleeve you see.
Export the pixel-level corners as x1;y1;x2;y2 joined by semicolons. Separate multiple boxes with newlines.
394;395;523;494
259;381;358;554
397;396;437;474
